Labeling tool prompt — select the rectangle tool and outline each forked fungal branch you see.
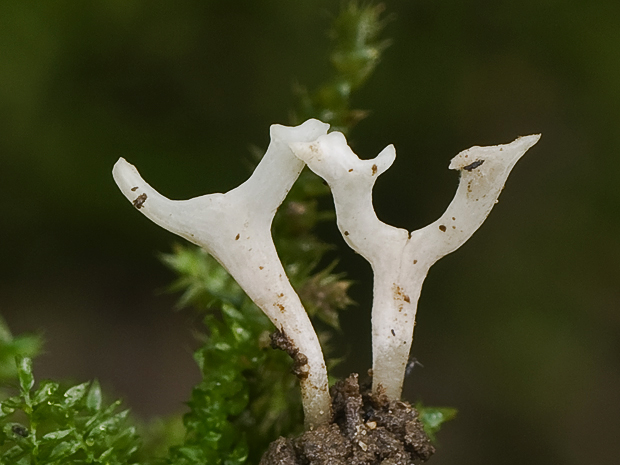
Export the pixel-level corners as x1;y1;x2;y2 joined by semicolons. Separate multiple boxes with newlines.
113;119;332;429
290;131;540;399
114;117;539;428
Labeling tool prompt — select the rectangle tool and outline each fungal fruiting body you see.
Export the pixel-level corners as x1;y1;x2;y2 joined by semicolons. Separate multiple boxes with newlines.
114;118;539;428
290;132;540;399
113;119;332;429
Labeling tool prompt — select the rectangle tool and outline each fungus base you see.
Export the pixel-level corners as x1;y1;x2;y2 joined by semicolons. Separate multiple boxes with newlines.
260;374;435;465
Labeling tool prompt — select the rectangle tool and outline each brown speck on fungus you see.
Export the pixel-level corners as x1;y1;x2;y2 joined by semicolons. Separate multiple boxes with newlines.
344;231;350;236
393;284;410;304
463;159;484;171
371;164;377;175
235;234;240;240
132;193;147;209
259;266;264;270
439;225;447;232
131;186;138;192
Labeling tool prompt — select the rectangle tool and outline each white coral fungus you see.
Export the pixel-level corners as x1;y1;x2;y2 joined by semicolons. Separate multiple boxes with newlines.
114;116;539;426
113;119;332;429
290;131;540;399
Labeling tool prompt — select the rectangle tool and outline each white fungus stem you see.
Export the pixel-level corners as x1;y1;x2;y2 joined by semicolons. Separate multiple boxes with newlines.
291;132;540;399
113;119;332;429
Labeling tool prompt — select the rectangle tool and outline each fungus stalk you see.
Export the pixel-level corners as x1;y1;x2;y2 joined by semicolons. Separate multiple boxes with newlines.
290;131;540;399
113;119;332;429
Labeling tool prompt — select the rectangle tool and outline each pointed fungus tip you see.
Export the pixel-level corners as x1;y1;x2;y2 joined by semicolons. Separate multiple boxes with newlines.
515;133;542;150
374;144;397;175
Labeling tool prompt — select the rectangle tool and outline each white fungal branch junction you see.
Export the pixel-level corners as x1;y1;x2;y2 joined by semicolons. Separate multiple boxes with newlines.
113;119;332;429
113;118;539;427
290;131;540;399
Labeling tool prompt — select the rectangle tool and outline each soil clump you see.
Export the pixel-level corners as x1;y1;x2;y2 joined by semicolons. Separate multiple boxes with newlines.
260;373;435;465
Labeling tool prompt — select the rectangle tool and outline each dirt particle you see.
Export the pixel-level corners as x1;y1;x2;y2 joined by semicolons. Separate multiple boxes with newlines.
349;168;353;172
439;225;447;232
463;159;484;171
391;329;396;336
371;164;378;175
344;231;350;236
270;329;310;380
132;193;147;209
131;186;138;192
259;266;264;270
393;285;410;304
413;260;417;264
235;234;240;240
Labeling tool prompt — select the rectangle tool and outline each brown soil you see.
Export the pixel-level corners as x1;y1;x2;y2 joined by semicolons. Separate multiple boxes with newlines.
270;330;310;380
260;373;435;465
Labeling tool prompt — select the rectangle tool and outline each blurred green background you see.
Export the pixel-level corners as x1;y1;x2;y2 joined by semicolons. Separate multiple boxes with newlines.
1;1;619;463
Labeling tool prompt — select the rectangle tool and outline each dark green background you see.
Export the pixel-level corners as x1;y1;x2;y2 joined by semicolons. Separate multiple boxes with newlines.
1;1;618;463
